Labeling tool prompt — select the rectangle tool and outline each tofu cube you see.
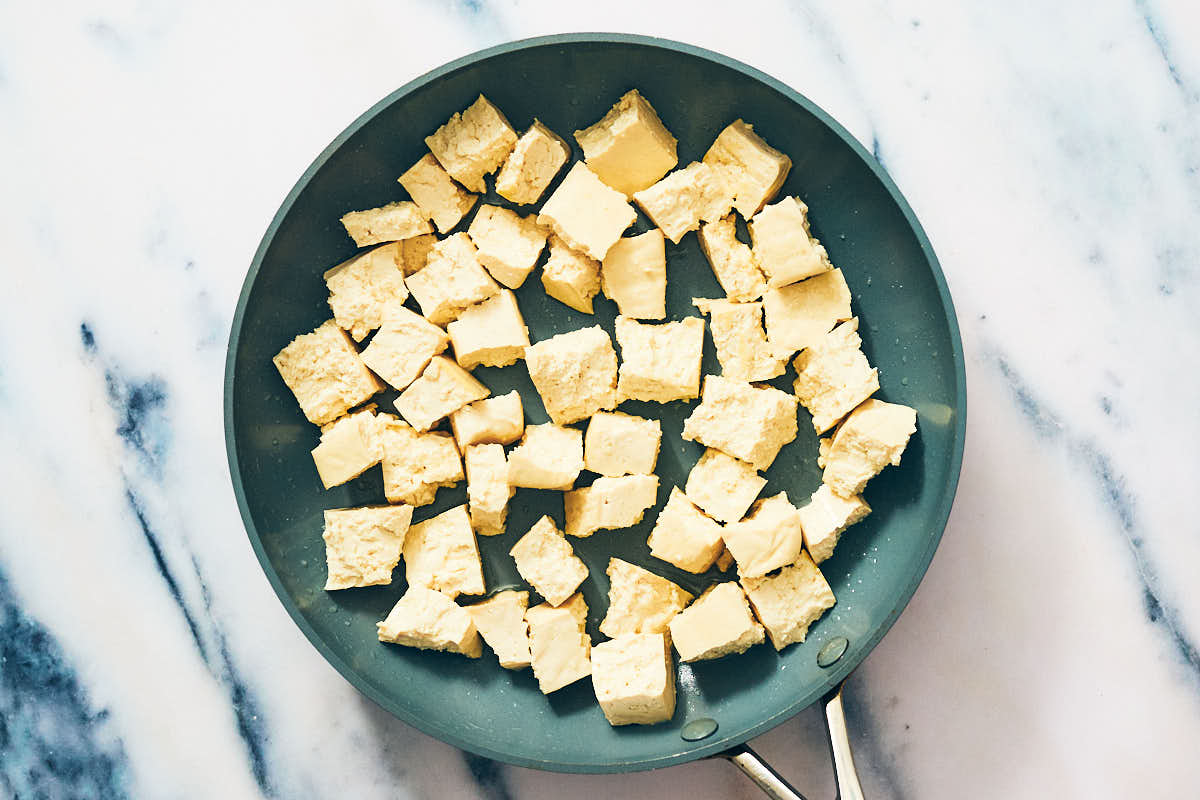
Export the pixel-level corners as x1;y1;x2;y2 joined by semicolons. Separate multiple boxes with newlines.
464;443;511;536
798;484;871;563
633;161;730;244
537;162;637;261
647;487;724;573
614;316;704;403
323;243;410;341
694;298;786;382
698;214;767;302
668;582;765;662
526;595;592;693
601;230;666;320
402;504;485;599
573;89;678;196
377;414;463;506
322;504;413;590
523;326;618;425
681;376;798;471
466;589;531;670
377;585;482;658
741;553;835;650
273;320;385;426
398;152;479;234
715;547;735;572
564;475;659;538
446;289;530;369
394;355;489;432
311;407;383;489
684;448;767;524
591;633;676;726
400;233;437;276
750;197;833;288
509;515;589;607
599;558;693;637
359;306;450;392
450;390;524;449
466;205;548;288
702;120;791;219
762;268;852;357
822;399;917;497
817;435;834;469
506;423;583;490
584;411;661;476
405;232;500;325
425;94;518;193
792;319;879;434
340;201;433;248
722;492;806;578
540;234;602;314
495;120;571;205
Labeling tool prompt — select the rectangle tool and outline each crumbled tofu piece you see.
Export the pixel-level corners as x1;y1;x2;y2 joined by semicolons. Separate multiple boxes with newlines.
698;214;767;302
702;120;791;219
647;487;724;573
495;120;571;205
723;492;806;578
574;89;678;196
591;633;676;726
377;414;463;506
681;376;798;470
584;412;661;477
524;326;619;424
507;423;584;490
541;234;602;314
822;398;917;497
750;197;832;288
684;448;767;524
792;319;879;434
405;232;500;325
465;443;511;536
425;94;518;193
394;355;489;432
633;161;730;243
400;233;437;276
798;484;871;563
817;435;833;469
273;320;385;426
450;391;524;448
668;582;765;662
614;316;704;403
340;201;433;248
526;594;592;693
466;590;531;670
716;547;735;572
601;230;666;320
599;558;693;637
694;298;786;382
509;515;589;607
322;505;413;590
446;289;530;368
762;268;852;356
323;243;410;342
377;585;481;658
359;306;450;392
564;475;659;538
311;407;383;489
741;553;835;650
402;504;485;599
467;205;548;288
398;152;479;233
537;162;637;260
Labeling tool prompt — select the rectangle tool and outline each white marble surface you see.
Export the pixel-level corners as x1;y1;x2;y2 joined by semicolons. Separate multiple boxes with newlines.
2;1;1199;797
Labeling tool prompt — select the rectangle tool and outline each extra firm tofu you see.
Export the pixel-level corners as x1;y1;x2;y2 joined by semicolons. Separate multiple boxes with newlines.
509;515;589;607
323;243;410;341
450;390;524;449
762;268;852;357
537;162;637;261
681;376;798;471
584;411;661;477
702;120;791;219
574;89;678;196
792;319;879;434
564;474;659;538
601;230;666;320
694;298;786;382
600;558;693;637
684;448;766;524
668;582;765;662
464;443;511;536
614;316;704;403
741;553;835;650
425;94;518;193
822;398;917;497
446;289;530;369
398;152;479;234
798;484;871;563
394;355;489;432
466;205;548;289
647;487;724;573
633;161;731;244
340;201;433;248
359;306;450;392
377;585;481;658
699;215;767;302
495;120;571;206
322;505;413;590
526;594;592;693
466;590;531;670
273;320;385;426
311;406;383;489
506;423;583;490
524;325;619;425
377;414;463;506
722;492;806;578
402;504;485;599
400;233;437;276
405;232;500;325
591;633;676;726
750;197;833;288
541;234;602;314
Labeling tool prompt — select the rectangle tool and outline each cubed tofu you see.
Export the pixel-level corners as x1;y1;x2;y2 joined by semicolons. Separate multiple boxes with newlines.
722;492;806;578
798;484;871;563
322;504;413;590
541;234;602;314
495;120;571;205
564;475;659;538
405;232;500;325
750;197;832;288
591;633;676;726
716;547;735;572
509;515;589;607
681;376;798;471
377;585;482;658
601;230;666;320
647;487;724;573
584;411;661;476
311;407;383;489
822;399;917;497
574;90;678;196
702;120;791;219
450;390;524;449
273;320;385;426
524;326;619;425
537;162;637;261
446;289;530;368
762;268;852;357
359;306;450;392
323;243;410;341
466;590;531;670
817;435;833;469
507;423;584;490
398;152;479;234
400;233;437;276
402;504;485;599
599;558;693;637
698;214;767;302
526;595;592;693
792;319;879;434
466;205;548;288
693;298;786;382
377;414;463;506
684;448;767;524
633;161;730;243
464;443;511;536
741;553;835;650
394;355;489;432
614;316;704;403
668;582;765;662
425;94;518;193
340;201;433;248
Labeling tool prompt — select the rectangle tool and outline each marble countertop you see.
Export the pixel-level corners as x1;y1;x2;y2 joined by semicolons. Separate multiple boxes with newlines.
3;1;1199;797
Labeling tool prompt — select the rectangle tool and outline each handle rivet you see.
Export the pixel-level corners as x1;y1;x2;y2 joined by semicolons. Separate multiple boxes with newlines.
817;637;849;667
681;717;719;741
